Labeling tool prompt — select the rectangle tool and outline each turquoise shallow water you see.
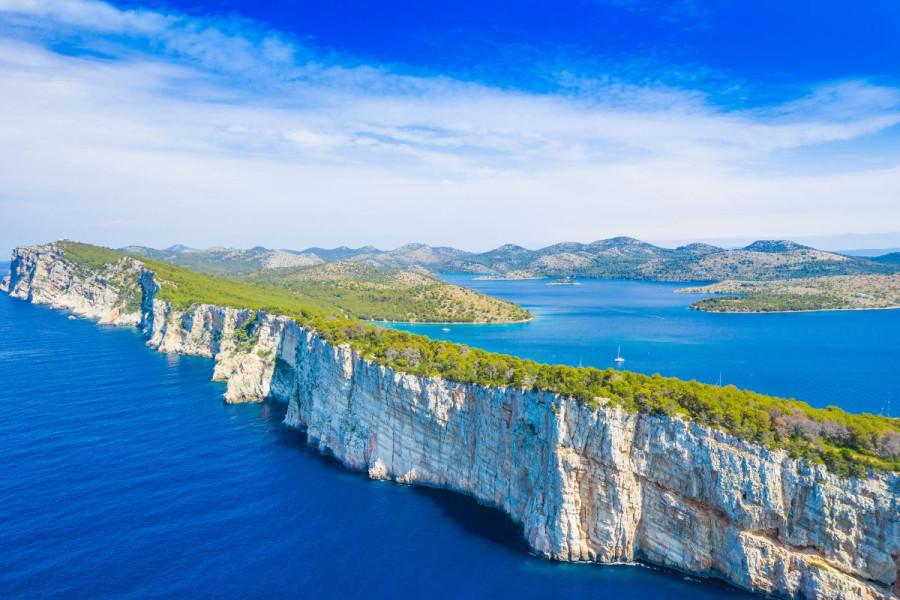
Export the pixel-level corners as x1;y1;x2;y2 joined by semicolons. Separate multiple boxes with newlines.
0;279;755;598
386;275;900;416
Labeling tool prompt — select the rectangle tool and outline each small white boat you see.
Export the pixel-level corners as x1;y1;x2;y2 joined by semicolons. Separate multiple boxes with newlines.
441;327;451;332
614;346;625;364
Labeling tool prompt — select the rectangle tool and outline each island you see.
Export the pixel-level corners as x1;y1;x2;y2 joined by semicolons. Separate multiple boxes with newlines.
680;274;900;313
3;241;899;600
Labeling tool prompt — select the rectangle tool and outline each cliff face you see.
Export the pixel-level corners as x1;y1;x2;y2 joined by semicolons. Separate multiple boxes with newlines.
2;245;144;325
4;244;899;600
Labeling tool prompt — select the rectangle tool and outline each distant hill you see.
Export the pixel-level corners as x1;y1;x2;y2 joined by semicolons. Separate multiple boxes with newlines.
437;239;896;281
635;245;875;281
741;240;810;253
838;248;900;257
121;245;530;323
675;243;722;255
125;238;900;283
246;261;531;323
292;243;468;269
290;245;380;262
120;246;321;276
164;244;195;253
872;252;900;265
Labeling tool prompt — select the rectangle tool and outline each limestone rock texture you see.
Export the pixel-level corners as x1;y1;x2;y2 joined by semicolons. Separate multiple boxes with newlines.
4;244;899;600
2;244;144;325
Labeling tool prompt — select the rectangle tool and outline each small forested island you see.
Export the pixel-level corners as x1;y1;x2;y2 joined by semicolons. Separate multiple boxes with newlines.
681;274;900;313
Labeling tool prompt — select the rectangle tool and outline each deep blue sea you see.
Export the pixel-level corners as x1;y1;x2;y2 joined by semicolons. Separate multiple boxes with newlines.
0;278;758;598
1;269;896;599
388;275;900;416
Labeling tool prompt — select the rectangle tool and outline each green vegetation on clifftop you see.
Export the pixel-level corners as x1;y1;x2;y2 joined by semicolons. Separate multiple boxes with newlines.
123;245;532;323
56;241;900;477
58;240;340;316
144;258;339;317
307;317;900;477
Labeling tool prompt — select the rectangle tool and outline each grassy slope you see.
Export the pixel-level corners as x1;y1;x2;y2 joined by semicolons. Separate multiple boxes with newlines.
248;262;531;323
57;242;900;476
122;247;281;277
125;247;531;323
61;241;338;317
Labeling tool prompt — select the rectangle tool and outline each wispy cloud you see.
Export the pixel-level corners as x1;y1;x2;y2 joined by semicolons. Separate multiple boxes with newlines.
0;0;898;250
595;0;712;30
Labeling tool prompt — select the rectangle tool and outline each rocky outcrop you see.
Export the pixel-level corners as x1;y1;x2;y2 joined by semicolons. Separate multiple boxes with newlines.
4;244;899;600
2;245;144;325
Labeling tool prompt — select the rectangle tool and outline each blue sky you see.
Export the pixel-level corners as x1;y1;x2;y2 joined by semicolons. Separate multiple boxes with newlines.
1;0;899;251
171;0;898;96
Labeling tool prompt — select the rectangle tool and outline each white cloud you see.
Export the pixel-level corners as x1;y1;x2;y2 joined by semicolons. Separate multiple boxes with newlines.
0;0;171;33
0;0;898;251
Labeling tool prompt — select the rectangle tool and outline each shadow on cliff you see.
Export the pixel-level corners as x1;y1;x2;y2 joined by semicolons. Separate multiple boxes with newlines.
254;400;760;598
257;399;532;555
411;486;531;553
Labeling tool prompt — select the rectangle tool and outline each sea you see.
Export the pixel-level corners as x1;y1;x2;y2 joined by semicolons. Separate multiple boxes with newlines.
390;275;900;415
1;266;896;599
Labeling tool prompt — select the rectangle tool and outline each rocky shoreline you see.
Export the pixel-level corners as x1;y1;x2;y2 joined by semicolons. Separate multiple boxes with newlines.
3;244;898;600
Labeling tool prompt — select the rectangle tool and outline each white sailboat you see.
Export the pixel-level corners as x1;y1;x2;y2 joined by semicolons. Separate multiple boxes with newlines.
614;347;625;364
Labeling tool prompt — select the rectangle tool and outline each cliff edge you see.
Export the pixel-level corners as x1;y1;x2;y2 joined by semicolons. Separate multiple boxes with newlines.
3;244;898;599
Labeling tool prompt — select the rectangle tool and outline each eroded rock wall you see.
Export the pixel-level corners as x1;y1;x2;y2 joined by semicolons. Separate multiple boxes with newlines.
4;244;898;600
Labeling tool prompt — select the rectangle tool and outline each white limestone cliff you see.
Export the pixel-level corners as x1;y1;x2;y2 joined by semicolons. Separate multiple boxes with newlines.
3;244;898;600
2;245;144;325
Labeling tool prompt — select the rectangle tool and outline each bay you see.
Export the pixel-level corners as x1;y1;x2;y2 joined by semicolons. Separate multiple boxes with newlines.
387;275;900;416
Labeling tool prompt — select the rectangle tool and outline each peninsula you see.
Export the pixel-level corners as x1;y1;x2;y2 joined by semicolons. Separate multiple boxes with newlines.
123;245;532;324
3;241;899;600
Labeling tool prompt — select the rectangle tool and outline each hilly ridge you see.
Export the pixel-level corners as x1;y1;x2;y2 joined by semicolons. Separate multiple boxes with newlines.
442;238;895;281
121;245;530;323
124;237;900;283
